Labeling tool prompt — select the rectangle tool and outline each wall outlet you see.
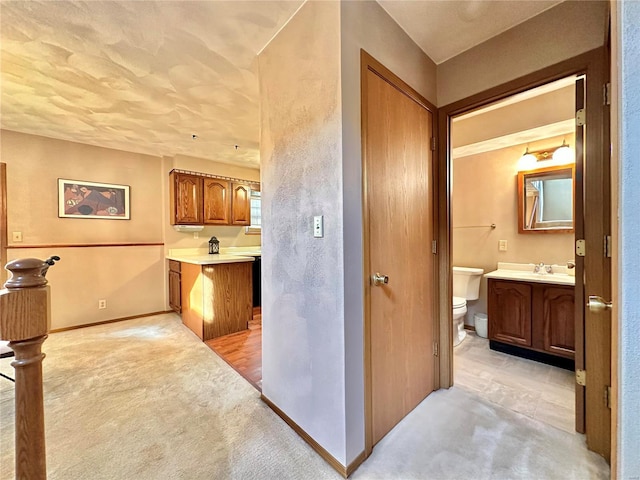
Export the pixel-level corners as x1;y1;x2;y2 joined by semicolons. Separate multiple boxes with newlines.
12;231;22;242
313;215;324;238
98;299;107;309
499;240;508;252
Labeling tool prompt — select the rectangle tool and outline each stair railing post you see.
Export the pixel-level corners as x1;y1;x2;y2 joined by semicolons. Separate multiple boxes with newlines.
0;256;59;480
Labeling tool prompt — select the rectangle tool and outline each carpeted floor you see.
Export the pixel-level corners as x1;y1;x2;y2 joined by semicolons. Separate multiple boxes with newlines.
0;314;610;479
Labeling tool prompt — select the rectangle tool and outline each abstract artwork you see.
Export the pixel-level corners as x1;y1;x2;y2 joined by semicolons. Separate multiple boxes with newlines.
58;179;130;219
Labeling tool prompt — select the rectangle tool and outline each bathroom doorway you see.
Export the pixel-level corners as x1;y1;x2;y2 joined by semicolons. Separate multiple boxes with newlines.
439;48;611;459
449;75;580;433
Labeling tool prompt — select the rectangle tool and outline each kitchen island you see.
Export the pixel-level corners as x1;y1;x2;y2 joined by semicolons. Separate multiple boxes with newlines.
166;253;255;341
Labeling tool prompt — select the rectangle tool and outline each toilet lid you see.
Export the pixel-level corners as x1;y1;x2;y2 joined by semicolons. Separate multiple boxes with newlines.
452;296;466;308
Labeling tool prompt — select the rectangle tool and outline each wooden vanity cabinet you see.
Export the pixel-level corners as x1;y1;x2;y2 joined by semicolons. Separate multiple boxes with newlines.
168;260;181;314
203;178;231;225
488;278;575;360
231;182;251;225
170;172;202;224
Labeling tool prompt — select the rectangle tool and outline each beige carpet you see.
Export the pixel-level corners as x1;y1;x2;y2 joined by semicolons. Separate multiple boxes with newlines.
0;314;609;479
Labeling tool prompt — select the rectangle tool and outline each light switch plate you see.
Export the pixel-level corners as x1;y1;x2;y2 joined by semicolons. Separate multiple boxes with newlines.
313;215;324;238
499;240;508;252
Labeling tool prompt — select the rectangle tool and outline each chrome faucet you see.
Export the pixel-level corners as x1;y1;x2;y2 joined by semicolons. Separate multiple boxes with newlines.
533;262;552;274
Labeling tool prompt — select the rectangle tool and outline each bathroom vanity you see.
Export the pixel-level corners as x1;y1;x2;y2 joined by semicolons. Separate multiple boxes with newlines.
485;263;575;367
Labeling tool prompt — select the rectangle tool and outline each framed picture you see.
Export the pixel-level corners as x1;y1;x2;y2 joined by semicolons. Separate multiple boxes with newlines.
58;179;130;220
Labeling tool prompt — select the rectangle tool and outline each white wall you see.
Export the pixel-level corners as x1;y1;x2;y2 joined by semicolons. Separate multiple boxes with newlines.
259;0;347;464
340;0;437;464
616;1;640;477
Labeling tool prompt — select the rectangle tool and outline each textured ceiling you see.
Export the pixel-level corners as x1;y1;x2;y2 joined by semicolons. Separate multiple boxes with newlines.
1;1;566;168
377;0;565;64
0;1;303;168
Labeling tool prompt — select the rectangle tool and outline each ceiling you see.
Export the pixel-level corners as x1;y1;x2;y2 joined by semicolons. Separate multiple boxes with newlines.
1;1;565;168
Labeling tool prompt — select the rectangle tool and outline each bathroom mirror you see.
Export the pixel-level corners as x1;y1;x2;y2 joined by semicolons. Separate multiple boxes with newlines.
517;164;575;234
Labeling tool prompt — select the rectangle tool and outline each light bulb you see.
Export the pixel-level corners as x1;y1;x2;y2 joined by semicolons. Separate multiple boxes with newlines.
518;147;537;170
553;142;574;164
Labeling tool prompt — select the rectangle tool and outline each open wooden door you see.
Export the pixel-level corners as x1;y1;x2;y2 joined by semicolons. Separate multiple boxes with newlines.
362;51;438;452
0;163;6;283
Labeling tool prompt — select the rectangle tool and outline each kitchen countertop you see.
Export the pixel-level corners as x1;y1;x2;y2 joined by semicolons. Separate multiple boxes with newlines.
484;262;575;286
166;253;255;265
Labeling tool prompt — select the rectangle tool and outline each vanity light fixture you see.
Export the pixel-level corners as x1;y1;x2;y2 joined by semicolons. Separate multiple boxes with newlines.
552;139;574;163
518;146;538;169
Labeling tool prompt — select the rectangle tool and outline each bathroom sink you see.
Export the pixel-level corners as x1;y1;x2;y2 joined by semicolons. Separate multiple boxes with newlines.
484;262;575;286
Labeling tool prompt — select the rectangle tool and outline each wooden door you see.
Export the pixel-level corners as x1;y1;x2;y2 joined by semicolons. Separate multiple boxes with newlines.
488;280;532;347
231;182;251;225
171;172;202;225
203;178;230;225
363;52;436;449
580;58;612;458
0;163;6;284
542;286;575;358
168;270;181;314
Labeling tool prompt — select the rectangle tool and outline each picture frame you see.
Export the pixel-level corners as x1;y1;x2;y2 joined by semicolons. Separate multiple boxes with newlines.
58;179;130;220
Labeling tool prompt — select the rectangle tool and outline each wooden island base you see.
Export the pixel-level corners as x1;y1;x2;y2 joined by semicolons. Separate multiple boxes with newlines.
180;261;253;341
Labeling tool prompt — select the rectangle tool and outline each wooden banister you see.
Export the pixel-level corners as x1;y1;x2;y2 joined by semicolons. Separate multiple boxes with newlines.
0;256;59;480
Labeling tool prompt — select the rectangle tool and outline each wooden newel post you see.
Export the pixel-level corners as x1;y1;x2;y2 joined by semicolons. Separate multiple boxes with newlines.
0;256;60;480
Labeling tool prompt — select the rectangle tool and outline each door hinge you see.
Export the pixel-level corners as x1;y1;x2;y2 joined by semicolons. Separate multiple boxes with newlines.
603;82;611;106
430;137;436;151
433;341;439;357
576;369;586;386
605;385;612;409
576;239;586;257
576;108;586;127
604;235;612;258
431;240;437;254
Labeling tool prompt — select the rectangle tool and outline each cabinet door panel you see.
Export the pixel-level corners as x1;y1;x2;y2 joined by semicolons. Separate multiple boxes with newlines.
488;280;532;346
203;178;230;225
231;183;251;225
543;286;575;358
169;270;181;314
172;173;202;224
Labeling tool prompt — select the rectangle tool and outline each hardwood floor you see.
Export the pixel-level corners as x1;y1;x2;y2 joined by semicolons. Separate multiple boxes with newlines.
205;307;262;391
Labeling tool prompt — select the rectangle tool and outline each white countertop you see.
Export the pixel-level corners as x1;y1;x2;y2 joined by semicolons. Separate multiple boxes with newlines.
484;262;575;286
166;253;255;265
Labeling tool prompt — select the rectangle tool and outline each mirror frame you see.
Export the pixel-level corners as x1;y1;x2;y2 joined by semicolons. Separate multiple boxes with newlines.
517;163;575;234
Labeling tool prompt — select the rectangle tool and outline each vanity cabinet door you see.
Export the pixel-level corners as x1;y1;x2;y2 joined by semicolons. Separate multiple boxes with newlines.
231;182;251;225
488;279;532;347
168;260;181;314
203;178;231;225
170;172;203;224
542;285;575;358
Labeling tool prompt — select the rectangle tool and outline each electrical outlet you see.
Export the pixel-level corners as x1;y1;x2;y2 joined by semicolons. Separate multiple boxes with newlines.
12;231;22;242
499;240;508;252
98;299;107;309
313;215;324;238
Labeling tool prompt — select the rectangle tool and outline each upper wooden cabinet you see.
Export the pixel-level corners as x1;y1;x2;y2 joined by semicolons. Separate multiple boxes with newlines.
231;182;251;226
169;170;257;226
203;178;231;225
170;172;202;225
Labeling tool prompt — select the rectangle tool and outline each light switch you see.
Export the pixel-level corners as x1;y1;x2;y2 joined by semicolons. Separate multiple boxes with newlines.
313;215;324;238
499;240;508;252
12;231;22;242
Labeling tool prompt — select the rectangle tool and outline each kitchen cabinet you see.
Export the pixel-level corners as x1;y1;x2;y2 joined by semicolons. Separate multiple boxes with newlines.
180;261;252;340
170;172;202;225
203;178;230;225
231;182;251;225
488;278;574;360
169;170;257;226
168;260;181;314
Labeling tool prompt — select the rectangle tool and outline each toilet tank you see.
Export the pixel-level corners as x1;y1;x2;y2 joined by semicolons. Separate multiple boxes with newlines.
452;266;484;300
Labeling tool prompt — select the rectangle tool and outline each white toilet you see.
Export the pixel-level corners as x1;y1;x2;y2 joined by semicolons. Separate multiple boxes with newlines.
452;266;484;346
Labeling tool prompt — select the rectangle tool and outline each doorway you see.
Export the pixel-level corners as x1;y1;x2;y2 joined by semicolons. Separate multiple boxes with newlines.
1;163;6;284
439;48;612;460
450;75;580;433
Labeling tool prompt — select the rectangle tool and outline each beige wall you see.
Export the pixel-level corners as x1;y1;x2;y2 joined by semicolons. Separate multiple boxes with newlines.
452;134;575;325
437;1;608;106
1;130;260;329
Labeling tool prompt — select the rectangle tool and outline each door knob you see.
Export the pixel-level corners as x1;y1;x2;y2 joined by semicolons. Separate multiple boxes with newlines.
372;273;389;286
588;295;612;313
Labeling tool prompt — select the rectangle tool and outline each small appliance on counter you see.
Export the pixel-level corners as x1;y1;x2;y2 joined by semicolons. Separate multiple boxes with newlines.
208;236;220;254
